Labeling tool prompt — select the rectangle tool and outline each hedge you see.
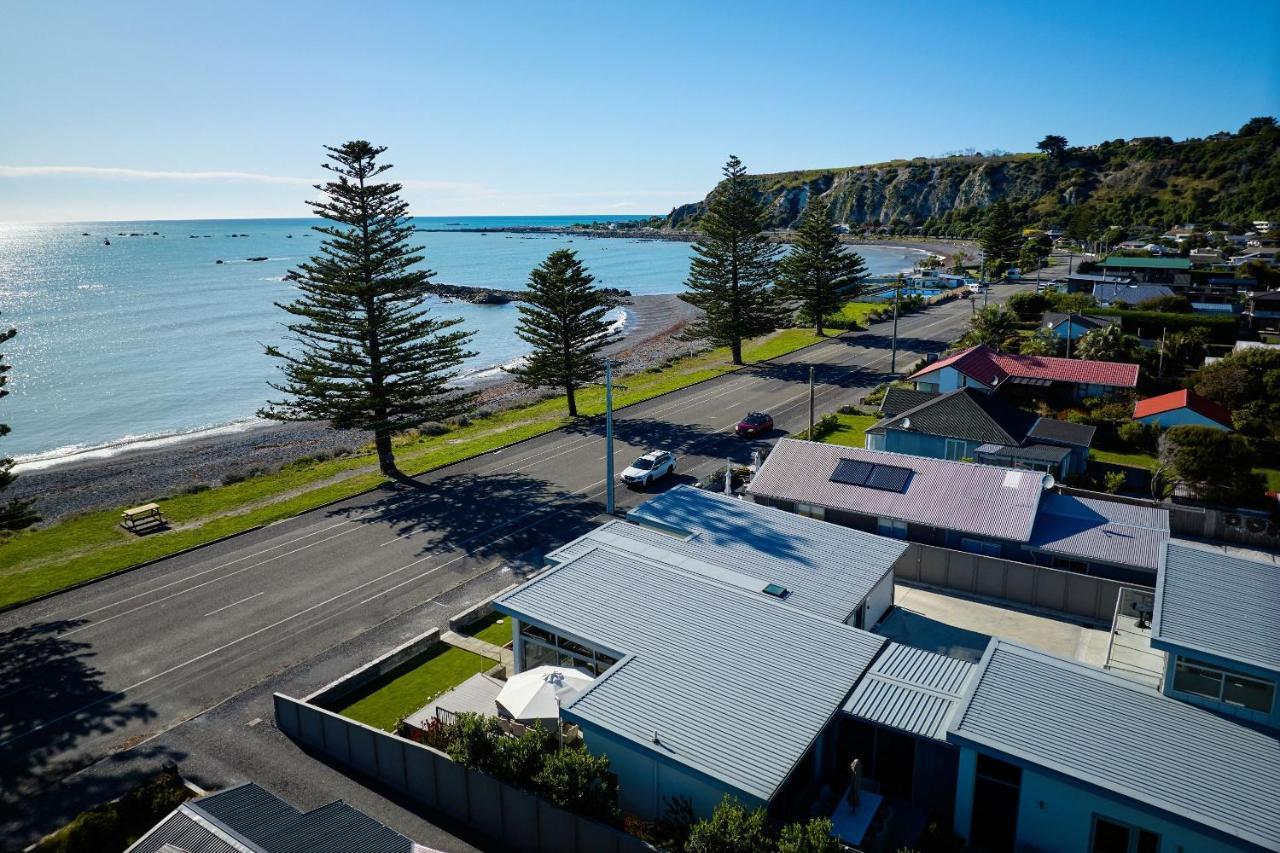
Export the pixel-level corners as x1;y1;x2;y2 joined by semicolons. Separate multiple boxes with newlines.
1089;308;1238;343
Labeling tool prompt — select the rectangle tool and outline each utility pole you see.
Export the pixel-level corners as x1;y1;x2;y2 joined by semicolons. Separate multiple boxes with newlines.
808;366;816;437
1158;327;1167;377
605;359;615;515
890;274;902;374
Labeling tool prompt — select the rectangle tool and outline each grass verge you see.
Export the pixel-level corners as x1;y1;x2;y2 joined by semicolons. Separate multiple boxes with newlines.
0;328;824;610
338;643;495;732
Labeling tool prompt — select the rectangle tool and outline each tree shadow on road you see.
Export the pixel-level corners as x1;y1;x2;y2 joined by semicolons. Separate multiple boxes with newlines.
0;620;180;837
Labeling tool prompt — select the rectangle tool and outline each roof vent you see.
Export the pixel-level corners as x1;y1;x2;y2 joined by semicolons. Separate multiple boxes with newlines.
762;583;789;599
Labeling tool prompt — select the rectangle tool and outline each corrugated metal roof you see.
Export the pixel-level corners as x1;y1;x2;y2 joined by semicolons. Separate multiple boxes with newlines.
747;441;1044;543
879;387;939;417
566;486;909;623
1025;417;1095;447
949;640;1280;851
1043;312;1117;333
1133;389;1233;428
842;643;975;740
495;546;886;803
127;808;251;853
1151;542;1280;673
172;783;416;853
909;346;1140;390
1027;492;1169;572
1093;283;1177;304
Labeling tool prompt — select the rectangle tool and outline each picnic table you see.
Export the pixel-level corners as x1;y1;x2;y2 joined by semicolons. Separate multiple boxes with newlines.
121;502;165;533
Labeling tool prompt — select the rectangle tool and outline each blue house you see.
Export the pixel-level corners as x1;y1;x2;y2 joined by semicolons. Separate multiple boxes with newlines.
866;387;1095;477
1133;389;1233;431
1151;542;1279;730
1042;312;1118;342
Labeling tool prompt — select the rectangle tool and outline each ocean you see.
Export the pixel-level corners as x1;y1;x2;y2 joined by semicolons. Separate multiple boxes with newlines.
0;216;925;467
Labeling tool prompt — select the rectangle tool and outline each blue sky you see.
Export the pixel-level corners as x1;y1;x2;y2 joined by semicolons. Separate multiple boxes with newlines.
2;0;1277;221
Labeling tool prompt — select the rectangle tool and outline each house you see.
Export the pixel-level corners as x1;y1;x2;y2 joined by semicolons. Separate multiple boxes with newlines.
1244;289;1280;331
907;345;1139;400
126;782;425;853
948;639;1280;853
493;486;909;820
1151;542;1279;729
748;441;1169;582
1099;255;1192;285
1057;272;1132;295
1133;389;1233;431
1042;312;1118;341
1092;282;1175;306
866;387;1094;477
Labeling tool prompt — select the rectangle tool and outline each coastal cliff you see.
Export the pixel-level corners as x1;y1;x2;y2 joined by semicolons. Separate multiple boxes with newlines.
665;123;1280;232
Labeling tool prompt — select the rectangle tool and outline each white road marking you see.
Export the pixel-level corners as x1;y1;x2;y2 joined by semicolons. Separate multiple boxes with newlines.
203;591;265;618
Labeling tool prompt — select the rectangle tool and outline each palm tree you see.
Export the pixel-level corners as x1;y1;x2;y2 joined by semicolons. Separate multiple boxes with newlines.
1075;324;1140;362
966;306;1018;352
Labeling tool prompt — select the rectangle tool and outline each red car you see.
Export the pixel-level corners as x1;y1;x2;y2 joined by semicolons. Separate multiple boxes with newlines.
735;411;774;437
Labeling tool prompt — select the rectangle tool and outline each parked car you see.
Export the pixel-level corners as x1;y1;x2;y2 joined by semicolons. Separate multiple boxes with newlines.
735;411;774;437
620;450;677;487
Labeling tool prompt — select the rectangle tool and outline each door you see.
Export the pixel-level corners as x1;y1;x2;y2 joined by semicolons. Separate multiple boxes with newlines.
970;755;1020;853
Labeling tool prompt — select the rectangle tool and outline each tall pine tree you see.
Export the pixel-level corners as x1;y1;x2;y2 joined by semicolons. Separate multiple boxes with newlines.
0;318;37;530
776;196;868;336
979;200;1023;279
261;141;475;478
680;155;781;364
507;249;612;417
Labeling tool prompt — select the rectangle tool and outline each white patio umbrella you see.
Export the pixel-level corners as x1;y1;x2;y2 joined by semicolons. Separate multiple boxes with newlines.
496;666;595;721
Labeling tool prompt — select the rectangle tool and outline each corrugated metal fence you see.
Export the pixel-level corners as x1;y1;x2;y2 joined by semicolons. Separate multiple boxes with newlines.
273;693;651;853
895;543;1147;625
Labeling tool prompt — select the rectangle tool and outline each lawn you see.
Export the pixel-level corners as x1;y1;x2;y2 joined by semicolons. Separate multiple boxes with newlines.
462;611;513;648
0;327;825;610
826;300;883;329
1091;448;1280;491
337;643;494;731
821;413;879;447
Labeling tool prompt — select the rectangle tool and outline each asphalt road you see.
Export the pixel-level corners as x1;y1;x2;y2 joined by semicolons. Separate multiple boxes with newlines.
0;273;1039;849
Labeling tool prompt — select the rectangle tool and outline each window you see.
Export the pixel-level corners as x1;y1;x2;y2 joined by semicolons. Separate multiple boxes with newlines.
796;502;825;520
1090;816;1160;853
917;381;939;394
1173;656;1276;713
1052;555;1089;574
877;517;907;539
944;438;967;461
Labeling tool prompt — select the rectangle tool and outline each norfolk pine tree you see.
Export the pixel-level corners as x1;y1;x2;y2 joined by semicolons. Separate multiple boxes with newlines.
680;156;781;364
261;141;474;478
508;249;612;417
979;199;1023;278
776;195;868;336
0;317;37;530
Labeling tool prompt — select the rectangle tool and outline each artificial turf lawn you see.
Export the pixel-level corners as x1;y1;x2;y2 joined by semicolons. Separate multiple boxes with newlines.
0;328;825;610
462;611;514;648
337;644;494;732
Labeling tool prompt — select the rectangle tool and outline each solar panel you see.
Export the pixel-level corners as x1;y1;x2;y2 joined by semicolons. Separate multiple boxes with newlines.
830;459;874;486
866;464;912;493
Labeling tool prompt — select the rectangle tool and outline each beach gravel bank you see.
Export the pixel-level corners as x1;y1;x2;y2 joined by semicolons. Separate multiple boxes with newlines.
10;294;702;522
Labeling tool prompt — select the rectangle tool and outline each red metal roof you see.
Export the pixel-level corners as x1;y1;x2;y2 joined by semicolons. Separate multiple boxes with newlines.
1133;389;1233;428
910;345;1139;389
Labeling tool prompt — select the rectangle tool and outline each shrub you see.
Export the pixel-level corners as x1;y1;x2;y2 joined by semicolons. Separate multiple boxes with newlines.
533;744;620;819
1159;426;1266;507
35;767;191;853
777;817;842;853
1135;294;1193;313
443;713;506;772
1103;471;1127;494
1006;290;1049;320
686;796;772;853
1117;421;1156;451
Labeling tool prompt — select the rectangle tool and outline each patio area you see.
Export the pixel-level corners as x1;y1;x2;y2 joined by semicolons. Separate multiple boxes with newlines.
1104;588;1166;689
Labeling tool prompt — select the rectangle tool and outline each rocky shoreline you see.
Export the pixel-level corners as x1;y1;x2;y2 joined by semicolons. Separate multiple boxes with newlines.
10;294;703;522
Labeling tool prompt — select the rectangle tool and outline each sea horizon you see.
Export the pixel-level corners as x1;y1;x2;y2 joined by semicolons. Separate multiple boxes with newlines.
0;215;927;468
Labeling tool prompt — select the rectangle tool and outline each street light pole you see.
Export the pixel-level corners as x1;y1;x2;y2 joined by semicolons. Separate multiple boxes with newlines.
890;274;902;374
605;359;615;515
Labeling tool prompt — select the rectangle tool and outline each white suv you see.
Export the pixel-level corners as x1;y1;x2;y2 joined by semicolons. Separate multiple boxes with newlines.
621;450;677;488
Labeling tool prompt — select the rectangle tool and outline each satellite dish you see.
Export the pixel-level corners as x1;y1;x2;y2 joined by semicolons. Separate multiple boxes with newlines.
1041;473;1056;491
902;417;912;429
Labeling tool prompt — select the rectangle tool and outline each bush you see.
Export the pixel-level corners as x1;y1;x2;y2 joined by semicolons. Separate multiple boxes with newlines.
1117;421;1156;451
777;818;842;853
1102;471;1127;494
1135;294;1193;313
35;767;191;853
533;744;620;819
1160;426;1266;507
1191;347;1280;438
685;797;772;853
1006;290;1049;320
419;421;450;436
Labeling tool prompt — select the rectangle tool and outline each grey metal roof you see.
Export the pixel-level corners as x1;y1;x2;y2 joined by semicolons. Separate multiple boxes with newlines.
1025;417;1095;447
874;388;1040;446
573;486;910;623
135;783;419;853
748;441;1044;543
1092;283;1176;304
842;643;975;740
495;545;886;803
1042;312;1118;333
1027;492;1169;572
878;387;939;417
973;443;1072;464
949;640;1280;851
1151;542;1280;673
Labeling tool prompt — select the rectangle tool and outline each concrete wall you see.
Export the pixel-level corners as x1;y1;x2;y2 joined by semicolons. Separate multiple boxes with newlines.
573;720;759;822
953;747;1256;852
865;570;895;629
305;628;441;710
274;693;651;853
895;542;1144;626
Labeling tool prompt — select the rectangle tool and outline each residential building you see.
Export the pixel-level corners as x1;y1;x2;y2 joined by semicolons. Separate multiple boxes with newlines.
749;441;1169;583
907;345;1139;400
1099;255;1192;285
1244;289;1280;331
1092;282;1175;306
494;486;909;820
1057;272;1132;295
1133;389;1233;431
127;782;426;853
1151;542;1279;729
866;387;1094;477
1042;312;1118;341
